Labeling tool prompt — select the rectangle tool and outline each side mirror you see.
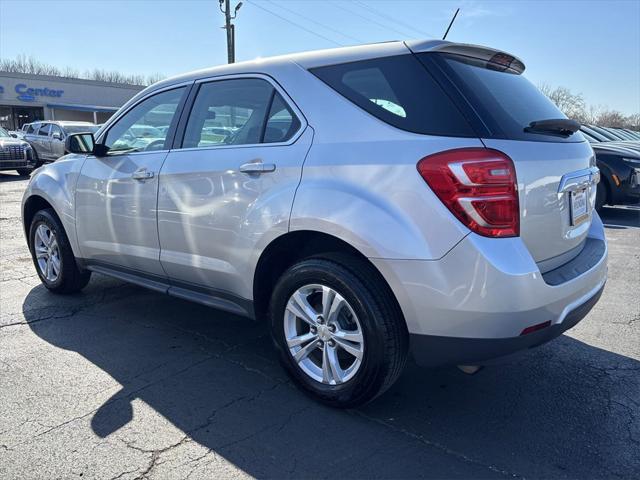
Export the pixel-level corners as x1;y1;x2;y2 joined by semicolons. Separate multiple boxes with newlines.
65;133;96;154
10;133;18;138
52;132;62;140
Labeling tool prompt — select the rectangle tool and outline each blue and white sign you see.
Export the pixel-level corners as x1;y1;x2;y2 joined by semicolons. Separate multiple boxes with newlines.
15;84;64;102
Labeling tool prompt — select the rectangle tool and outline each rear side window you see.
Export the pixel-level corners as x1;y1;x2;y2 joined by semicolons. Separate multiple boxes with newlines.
182;78;301;148
429;53;580;142
310;55;475;137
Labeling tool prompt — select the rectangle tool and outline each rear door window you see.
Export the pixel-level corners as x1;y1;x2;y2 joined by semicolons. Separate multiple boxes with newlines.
427;53;581;142
50;124;63;139
38;124;51;136
183;78;273;148
310;55;475;137
181;78;302;148
264;92;301;143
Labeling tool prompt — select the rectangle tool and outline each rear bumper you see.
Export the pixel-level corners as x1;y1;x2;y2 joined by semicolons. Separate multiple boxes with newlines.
371;213;608;367
409;283;603;366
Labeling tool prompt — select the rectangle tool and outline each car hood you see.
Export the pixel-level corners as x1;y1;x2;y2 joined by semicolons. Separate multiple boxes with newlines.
0;137;29;148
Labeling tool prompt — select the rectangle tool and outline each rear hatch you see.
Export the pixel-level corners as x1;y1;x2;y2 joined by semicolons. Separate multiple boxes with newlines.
411;42;598;271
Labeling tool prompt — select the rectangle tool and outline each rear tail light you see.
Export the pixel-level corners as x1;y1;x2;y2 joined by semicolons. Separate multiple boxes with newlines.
417;148;519;238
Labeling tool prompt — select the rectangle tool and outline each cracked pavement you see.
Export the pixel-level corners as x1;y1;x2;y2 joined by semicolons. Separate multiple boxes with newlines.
1;173;638;479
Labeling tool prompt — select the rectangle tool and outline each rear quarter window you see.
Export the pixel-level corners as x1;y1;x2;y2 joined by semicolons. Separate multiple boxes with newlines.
310;55;475;137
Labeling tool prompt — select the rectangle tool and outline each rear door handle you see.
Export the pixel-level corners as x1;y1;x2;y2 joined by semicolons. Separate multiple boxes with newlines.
132;169;154;180
239;162;276;174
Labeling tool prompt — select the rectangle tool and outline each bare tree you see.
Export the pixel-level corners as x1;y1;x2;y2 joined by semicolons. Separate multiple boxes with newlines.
0;55;163;86
539;83;639;130
538;83;587;120
625;113;640;131
597;110;628;128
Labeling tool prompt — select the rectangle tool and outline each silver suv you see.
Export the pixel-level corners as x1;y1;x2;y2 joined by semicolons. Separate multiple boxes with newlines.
22;40;607;407
0;127;35;175
23;121;99;163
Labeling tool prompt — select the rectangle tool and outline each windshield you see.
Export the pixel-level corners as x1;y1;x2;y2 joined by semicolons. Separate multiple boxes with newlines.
0;127;11;138
64;125;100;134
429;52;581;142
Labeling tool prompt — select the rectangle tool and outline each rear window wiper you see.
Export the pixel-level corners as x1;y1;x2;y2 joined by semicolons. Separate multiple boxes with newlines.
524;119;580;137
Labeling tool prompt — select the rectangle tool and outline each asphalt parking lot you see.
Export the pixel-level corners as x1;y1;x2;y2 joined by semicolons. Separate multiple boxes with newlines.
0;172;638;480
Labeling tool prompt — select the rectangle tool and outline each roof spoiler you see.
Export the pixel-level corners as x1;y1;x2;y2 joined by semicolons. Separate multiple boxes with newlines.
405;40;526;74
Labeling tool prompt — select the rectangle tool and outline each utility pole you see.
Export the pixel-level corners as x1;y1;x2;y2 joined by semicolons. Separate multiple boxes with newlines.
220;0;243;63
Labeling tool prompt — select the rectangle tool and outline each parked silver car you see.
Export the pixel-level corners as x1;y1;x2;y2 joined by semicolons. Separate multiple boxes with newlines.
0;127;36;175
23;121;99;163
22;40;607;407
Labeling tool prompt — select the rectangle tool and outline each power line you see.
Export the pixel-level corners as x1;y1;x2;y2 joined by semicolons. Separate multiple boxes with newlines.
353;0;435;39
267;0;365;44
329;0;418;39
246;0;344;47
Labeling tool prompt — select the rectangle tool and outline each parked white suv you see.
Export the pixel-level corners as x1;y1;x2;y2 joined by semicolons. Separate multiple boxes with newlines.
22;40;607;407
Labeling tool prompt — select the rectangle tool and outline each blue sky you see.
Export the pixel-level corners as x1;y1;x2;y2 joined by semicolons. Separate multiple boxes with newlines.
1;0;638;114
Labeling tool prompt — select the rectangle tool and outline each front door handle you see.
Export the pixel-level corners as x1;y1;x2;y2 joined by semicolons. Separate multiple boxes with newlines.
132;169;154;180
239;162;276;174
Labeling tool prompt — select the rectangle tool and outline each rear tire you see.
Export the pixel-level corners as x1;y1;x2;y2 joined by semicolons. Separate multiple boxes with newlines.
269;253;408;408
29;208;91;294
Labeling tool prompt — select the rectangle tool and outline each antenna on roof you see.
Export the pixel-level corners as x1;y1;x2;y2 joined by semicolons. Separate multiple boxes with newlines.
442;8;460;40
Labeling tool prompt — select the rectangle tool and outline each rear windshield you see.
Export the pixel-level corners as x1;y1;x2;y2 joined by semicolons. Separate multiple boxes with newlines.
310;55;475;137
428;53;582;142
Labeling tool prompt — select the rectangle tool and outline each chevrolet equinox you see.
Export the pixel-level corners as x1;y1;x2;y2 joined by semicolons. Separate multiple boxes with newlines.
22;40;607;407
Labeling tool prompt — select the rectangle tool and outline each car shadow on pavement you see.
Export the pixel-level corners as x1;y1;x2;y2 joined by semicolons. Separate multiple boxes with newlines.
0;173;30;183
23;280;640;479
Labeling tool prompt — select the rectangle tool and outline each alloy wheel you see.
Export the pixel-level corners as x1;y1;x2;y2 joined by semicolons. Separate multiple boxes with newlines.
284;284;364;385
34;224;61;282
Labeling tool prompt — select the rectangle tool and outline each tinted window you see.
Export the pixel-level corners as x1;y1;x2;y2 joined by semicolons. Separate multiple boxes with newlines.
38;124;51;136
183;78;275;148
264;92;301;143
431;53;578;142
26;124;36;134
310;55;474;137
104;87;185;153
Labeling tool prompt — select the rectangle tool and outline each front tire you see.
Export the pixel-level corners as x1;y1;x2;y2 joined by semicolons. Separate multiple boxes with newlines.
29;209;91;294
269;254;408;408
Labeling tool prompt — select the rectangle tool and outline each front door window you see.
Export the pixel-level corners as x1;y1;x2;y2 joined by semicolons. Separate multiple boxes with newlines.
103;88;185;154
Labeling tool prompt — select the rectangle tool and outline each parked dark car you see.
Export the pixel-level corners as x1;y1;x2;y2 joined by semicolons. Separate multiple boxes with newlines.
592;142;640;209
623;129;640;140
